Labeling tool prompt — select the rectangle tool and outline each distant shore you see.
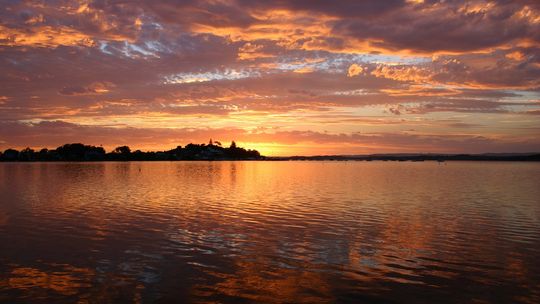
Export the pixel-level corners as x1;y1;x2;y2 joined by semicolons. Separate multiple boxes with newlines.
0;142;262;162
266;153;540;162
1;142;539;162
1;157;538;162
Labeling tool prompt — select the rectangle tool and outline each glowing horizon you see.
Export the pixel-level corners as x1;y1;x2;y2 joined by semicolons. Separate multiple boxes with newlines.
1;1;540;156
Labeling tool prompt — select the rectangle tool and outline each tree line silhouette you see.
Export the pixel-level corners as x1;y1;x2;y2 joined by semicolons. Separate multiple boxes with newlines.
0;140;262;161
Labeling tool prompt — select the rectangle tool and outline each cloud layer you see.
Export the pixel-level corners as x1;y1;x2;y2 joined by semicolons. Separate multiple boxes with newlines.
1;0;539;154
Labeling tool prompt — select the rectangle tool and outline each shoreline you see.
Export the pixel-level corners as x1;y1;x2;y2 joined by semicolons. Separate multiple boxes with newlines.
1;154;539;162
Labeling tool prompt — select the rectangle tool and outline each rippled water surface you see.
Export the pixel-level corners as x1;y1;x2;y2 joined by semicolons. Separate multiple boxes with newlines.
0;161;539;303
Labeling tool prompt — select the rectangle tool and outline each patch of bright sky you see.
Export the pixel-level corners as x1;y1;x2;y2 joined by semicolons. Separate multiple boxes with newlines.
60;114;226;129
275;53;429;74
346;105;394;117
249;106;409;134
356;53;431;65
127;42;160;58
160;49;432;84
99;41;166;58
504;90;540;101
144;41;171;53
331;89;374;96
99;41;113;55
421;111;539;136
504;103;540;113
164;69;259;84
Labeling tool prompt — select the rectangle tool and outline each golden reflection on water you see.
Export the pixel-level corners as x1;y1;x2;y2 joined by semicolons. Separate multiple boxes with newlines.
0;161;539;303
0;264;93;298
0;210;8;226
194;259;333;303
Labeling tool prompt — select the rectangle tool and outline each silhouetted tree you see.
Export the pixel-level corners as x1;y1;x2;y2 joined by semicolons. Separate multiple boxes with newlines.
109;146;132;161
56;143;105;161
1;141;263;161
37;148;54;161
2;149;19;161
114;146;131;155
19;147;35;161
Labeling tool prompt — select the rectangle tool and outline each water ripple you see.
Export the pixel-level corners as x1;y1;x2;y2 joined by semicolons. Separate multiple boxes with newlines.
0;161;539;303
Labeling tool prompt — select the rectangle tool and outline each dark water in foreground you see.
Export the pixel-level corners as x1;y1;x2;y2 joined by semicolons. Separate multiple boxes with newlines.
0;161;539;303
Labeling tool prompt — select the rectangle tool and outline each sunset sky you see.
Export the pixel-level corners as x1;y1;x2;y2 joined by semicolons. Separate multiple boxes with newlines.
1;0;539;155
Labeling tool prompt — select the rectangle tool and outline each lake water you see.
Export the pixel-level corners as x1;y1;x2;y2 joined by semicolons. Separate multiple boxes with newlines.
0;161;539;303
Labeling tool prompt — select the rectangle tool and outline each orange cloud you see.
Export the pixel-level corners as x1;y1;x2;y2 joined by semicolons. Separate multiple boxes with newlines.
381;84;461;97
371;64;434;83
58;82;115;96
347;64;364;77
505;51;525;61
293;67;315;74
0;25;95;48
1;1;539;155
237;42;274;60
